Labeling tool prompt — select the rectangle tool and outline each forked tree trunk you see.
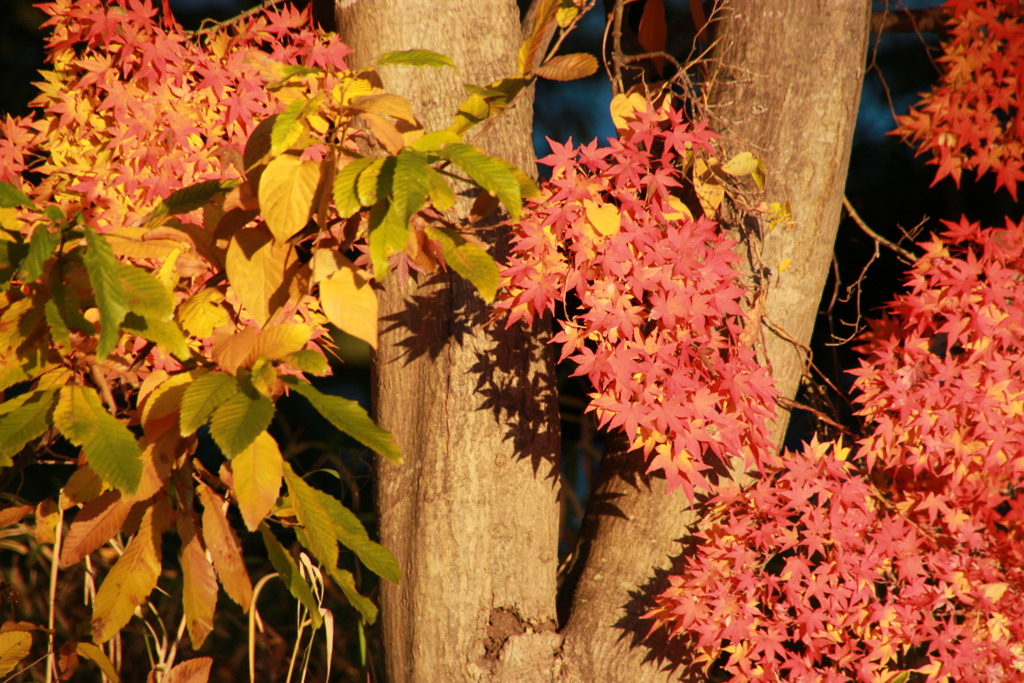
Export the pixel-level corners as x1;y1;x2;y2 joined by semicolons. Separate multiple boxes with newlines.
335;1;870;681
558;2;870;681
335;2;563;681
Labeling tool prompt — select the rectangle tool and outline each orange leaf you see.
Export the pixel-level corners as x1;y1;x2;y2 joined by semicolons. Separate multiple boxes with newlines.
225;224;295;326
534;53;598;81
230;432;282;532
162;657;213;683
177;511;217;649
60;490;133;568
196;484;253;611
638;0;667;74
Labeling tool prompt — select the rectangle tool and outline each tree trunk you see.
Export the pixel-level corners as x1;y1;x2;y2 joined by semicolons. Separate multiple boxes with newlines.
558;2;871;681
335;2;563;682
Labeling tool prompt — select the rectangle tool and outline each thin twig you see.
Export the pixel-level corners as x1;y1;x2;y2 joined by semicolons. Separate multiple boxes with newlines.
843;196;917;265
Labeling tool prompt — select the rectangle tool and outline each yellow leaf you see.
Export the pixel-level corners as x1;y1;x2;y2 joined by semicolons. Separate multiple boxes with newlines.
176;288;228;339
693;157;724;218
721;150;766;190
196;483;253;611
92;502;165;643
250;357;278;398
982;582;1008;602
258;154;321;243
254;323;313;361
583;200;621;238
778;257;792;273
663;196;692;221
74;642;120;682
609;92;648;132
319;265;378;349
34;498;58;544
348;93;417;123
0;630;31;677
310;248;346;285
211;327;260;375
231;431;282;532
225;225;294;327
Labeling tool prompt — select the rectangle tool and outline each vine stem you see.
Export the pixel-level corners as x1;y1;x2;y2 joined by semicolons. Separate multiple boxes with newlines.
45;504;65;683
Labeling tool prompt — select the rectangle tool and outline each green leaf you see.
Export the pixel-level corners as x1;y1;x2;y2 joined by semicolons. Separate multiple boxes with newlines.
424;168;455;211
328;567;378;624
259;523;323;629
53;385;142;494
114;262;175;320
271;97;315;156
425;226;500;302
364;201;403;282
391;149;430;223
19;224;54;282
281;376;401;464
209;382;274;458
44;299;70;349
179;371;240;436
0;181;35;209
0;389;57;458
83;228;130;360
279;349;329;376
284;463;339;569
311;485;400;583
410;131;461;154
358;157;390;209
439;144;522;220
333;157;376;218
121;312;190;360
376;49;454;68
448;94;490;136
51;274;92;334
161;180;232;216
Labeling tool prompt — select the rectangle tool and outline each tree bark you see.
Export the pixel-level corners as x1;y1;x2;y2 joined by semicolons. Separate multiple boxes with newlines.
558;2;871;681
335;2;563;682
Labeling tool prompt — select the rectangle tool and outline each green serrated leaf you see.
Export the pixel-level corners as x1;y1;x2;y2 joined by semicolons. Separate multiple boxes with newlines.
328;567;378;624
53;385;142;494
51;275;92;334
43;299;70;349
367;202;406;281
0;181;35;209
279;349;329;376
83;228;130;360
410;130;462;153
448;94;490;136
376;49;454;68
114;262;175;320
425;168;455;211
209;382;274;458
271;97;315;156
19;224;54;282
0;389;57;458
281;376;401;464
391;149;430;223
309;484;400;583
357;158;386;208
439;144;522;220
284;463;339;569
121;312;190;360
180;371;240;436
425;226;499;302
260;523;323;629
332;157;375;218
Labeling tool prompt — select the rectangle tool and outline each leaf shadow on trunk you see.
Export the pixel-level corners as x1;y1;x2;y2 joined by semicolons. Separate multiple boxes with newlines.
376;272;561;480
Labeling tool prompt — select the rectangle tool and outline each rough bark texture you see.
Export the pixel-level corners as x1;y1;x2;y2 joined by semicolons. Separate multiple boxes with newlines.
335;2;562;682
558;2;871;681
